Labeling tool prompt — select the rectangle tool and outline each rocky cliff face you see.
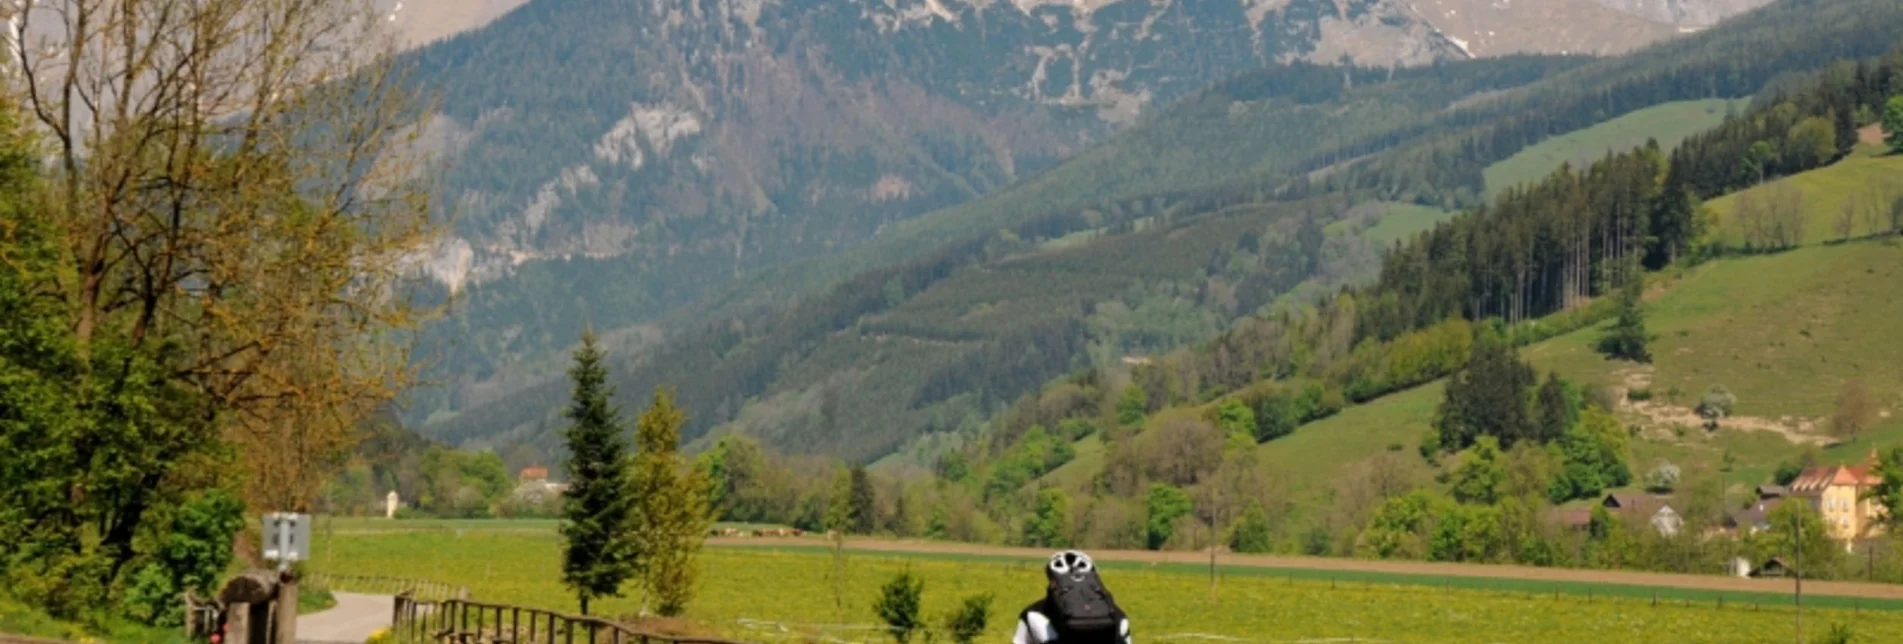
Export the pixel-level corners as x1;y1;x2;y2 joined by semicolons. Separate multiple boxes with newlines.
1586;0;1774;27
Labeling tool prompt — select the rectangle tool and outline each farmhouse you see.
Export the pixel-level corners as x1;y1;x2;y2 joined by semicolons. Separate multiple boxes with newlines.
1787;451;1887;544
1601;493;1683;537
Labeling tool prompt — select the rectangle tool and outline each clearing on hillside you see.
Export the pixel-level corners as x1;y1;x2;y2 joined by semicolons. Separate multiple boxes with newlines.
1484;99;1747;198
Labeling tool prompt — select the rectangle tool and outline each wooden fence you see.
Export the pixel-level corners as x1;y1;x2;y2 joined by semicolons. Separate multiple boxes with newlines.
393;597;751;644
306;571;470;602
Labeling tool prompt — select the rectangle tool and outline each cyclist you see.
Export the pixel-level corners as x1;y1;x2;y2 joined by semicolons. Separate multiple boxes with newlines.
1011;550;1131;644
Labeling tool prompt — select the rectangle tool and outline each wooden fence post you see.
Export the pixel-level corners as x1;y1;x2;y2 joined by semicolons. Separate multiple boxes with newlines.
227;602;251;644
275;575;298;644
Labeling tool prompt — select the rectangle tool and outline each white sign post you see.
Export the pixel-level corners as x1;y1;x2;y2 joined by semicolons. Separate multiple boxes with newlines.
261;513;309;644
261;513;311;572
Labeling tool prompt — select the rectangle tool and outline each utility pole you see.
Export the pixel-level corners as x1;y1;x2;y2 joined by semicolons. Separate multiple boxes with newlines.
1794;510;1803;644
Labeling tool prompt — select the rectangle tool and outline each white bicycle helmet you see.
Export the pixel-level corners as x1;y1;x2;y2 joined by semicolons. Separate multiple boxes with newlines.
1046;550;1095;580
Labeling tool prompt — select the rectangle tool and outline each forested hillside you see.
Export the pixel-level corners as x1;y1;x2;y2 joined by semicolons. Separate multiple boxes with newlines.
424;53;1591;460
899;46;1903;558
424;0;1903;470
403;0;1462;421
403;0;1779;430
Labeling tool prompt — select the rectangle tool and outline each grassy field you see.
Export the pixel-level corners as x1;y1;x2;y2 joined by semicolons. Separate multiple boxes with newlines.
310;529;1903;643
1484;99;1746;198
1256;381;1442;504
1363;203;1462;245
1705;142;1903;248
315;517;806;534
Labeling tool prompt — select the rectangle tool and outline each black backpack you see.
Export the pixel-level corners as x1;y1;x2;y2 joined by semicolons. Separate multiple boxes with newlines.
1046;568;1123;643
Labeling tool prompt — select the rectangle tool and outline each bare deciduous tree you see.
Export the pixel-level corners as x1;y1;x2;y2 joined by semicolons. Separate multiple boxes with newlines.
1864;189;1892;238
1145;416;1224;487
1735;191;1767;250
6;0;442;513
1764;183;1807;250
1831;379;1876;442
1838;196;1860;241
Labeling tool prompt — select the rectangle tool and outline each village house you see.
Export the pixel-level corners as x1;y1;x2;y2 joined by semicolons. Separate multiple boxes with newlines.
1552;493;1684;537
1787;451;1887;546
511;466;568;505
1602;493;1684;537
1722;494;1783;536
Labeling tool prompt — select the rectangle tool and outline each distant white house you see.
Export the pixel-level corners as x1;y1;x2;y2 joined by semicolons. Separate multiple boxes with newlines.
511;467;568;504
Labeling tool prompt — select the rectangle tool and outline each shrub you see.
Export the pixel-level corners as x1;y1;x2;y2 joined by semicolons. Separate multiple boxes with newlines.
942;593;994;644
1230;503;1274;554
1626;388;1653;402
873;569;925;644
1643;460;1681;493
1697;386;1737;428
1814;622;1853;644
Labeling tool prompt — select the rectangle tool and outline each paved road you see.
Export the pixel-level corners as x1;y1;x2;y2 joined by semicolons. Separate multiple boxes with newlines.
297;592;394;644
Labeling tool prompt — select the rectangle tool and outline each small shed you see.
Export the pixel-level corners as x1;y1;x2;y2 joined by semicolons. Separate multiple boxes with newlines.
1753;557;1793;578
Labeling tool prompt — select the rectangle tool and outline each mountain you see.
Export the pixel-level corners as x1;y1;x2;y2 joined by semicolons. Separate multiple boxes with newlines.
419;0;1903;465
399;0;1771;427
379;0;533;47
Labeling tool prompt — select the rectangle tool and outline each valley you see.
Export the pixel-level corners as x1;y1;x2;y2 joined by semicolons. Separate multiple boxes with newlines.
10;1;1903;643
419;0;1903;474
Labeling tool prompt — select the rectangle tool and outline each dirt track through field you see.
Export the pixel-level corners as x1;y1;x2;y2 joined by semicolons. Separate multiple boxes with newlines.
710;538;1903;601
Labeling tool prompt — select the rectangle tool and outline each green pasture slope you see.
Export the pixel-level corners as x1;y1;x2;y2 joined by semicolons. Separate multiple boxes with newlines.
1484;99;1746;198
1220;146;1903;508
1245;237;1903;510
1706;141;1903;248
310;527;1903;643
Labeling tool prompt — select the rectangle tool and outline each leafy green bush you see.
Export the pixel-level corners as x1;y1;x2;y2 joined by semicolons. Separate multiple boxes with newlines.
1230;504;1274;554
121;489;246;626
1145;484;1193;550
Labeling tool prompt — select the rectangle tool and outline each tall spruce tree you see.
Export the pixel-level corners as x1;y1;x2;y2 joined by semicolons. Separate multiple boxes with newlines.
559;332;637;615
1596;272;1652;363
1534;373;1578;444
848;464;878;535
630;388;714;616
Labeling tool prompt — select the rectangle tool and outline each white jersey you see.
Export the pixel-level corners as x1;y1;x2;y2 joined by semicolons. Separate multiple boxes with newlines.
1011;609;1132;644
